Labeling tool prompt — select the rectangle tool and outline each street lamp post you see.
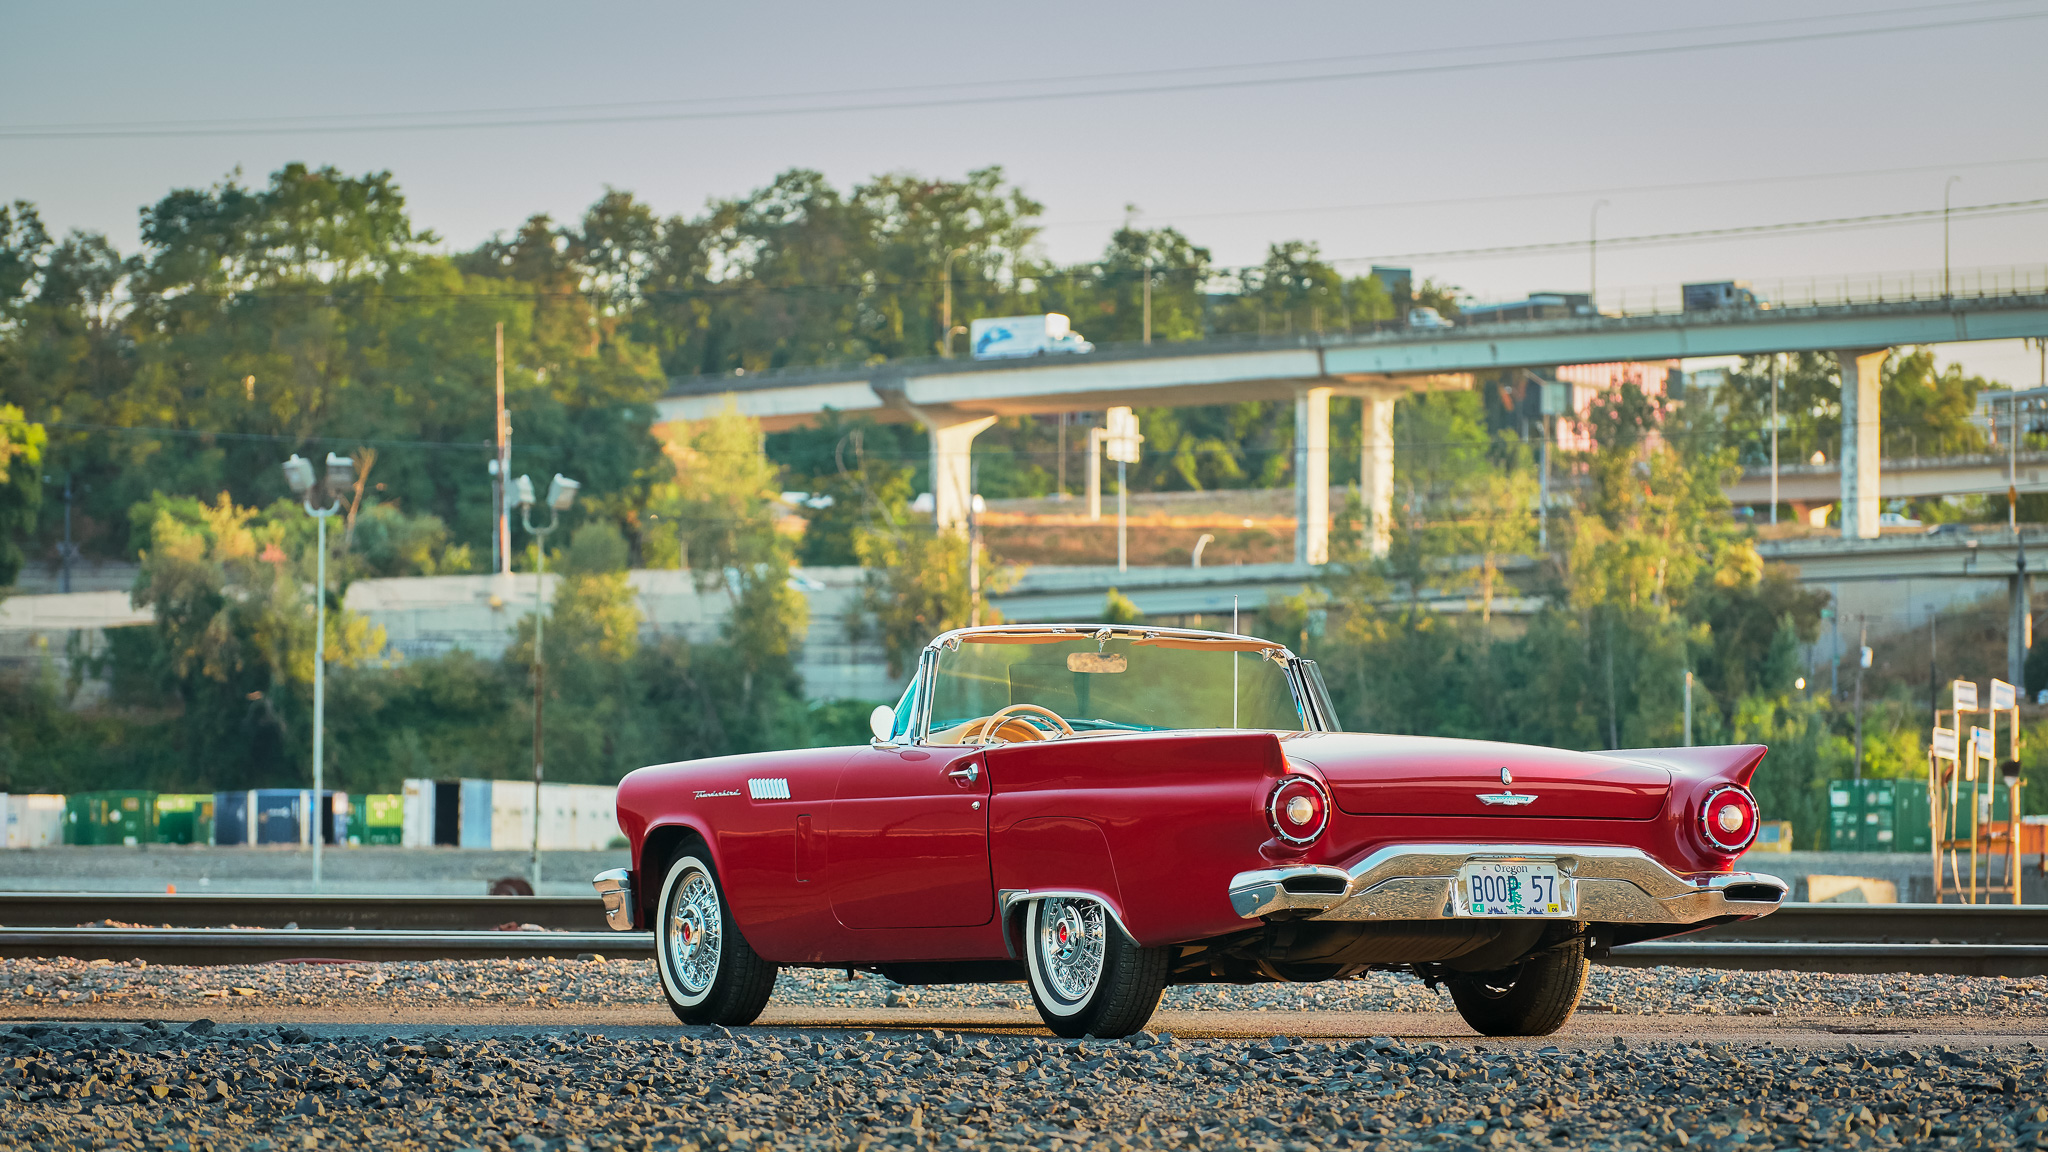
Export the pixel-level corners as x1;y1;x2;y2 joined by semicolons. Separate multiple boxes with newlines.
517;472;581;890
1944;176;1962;298
281;452;354;891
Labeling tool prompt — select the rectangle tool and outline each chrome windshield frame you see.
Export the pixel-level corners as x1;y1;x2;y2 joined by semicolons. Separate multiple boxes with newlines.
906;623;1333;744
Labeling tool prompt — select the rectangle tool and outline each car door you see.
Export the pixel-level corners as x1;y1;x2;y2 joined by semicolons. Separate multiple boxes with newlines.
827;744;993;929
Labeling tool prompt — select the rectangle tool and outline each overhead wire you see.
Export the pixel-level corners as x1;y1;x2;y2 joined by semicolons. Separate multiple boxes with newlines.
4;7;2044;139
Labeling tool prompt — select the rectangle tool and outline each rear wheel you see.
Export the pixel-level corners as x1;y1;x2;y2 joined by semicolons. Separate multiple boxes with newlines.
1447;934;1588;1036
654;850;777;1026
1023;897;1169;1039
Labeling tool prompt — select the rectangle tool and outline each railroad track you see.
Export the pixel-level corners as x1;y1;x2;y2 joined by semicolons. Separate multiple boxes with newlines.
1;894;2043;973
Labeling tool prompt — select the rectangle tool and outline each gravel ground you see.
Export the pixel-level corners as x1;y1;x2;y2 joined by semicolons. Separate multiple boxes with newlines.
3;957;2045;1020
2;1019;2045;1152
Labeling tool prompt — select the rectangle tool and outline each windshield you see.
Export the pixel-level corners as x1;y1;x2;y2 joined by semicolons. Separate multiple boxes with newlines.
924;633;1304;736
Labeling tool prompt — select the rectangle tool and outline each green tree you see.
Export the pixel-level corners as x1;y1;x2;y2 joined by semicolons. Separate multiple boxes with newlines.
0;406;45;586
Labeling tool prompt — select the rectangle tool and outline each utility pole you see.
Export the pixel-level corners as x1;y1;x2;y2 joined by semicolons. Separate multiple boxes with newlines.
939;246;968;358
1944;176;1962;298
1589;200;1610;314
1141;261;1152;345
1056;413;1068;500
1854;617;1870;780
967;460;982;626
58;475;75;594
1769;355;1780;526
495;323;512;576
1683;670;1694;747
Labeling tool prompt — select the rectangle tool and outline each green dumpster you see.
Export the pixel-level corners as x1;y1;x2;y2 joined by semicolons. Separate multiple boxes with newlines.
155;794;216;845
348;793;404;846
64;791;159;846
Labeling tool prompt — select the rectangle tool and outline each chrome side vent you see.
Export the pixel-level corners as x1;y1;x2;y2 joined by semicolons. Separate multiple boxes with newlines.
747;778;791;800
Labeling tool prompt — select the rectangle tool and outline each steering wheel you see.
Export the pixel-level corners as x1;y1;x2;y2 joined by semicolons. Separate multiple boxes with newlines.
964;703;1077;744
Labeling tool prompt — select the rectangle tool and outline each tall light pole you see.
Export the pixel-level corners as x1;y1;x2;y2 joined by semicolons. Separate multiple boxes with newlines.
1770;354;1781;526
517;472;580;890
1589;200;1610;314
282;452;354;891
1944;176;1962;298
939;246;969;358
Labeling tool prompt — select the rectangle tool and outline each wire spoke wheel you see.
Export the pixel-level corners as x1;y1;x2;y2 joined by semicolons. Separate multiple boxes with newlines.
666;870;723;997
1036;898;1107;1004
653;850;777;1026
1022;896;1168;1040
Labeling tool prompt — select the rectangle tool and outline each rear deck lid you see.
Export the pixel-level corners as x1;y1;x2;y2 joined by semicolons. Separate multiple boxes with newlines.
1293;733;1671;820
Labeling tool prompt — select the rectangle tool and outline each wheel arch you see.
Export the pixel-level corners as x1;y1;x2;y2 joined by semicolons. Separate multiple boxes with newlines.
1000;887;1136;959
640;821;715;927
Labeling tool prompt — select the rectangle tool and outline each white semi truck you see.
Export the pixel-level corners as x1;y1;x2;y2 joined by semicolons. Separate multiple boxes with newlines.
969;313;1095;360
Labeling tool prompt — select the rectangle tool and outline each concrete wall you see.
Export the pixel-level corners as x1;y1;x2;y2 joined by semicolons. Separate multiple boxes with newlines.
345;566;900;703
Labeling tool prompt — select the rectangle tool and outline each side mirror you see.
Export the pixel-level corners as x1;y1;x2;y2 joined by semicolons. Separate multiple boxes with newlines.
869;704;896;743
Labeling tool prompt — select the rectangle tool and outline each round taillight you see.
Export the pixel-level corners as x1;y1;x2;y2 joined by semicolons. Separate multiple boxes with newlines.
1267;776;1330;846
1699;785;1758;853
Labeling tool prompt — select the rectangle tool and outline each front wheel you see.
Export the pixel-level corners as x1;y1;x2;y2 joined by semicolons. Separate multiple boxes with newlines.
1447;934;1588;1036
654;850;777;1026
1023;897;1169;1039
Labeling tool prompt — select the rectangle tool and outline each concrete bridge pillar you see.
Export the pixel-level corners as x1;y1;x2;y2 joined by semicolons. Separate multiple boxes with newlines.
1361;391;1397;558
1296;386;1332;565
1836;347;1889;540
921;411;998;533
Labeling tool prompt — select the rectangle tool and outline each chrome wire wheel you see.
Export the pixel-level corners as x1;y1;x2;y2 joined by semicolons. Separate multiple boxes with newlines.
1034;897;1107;1008
664;864;723;1002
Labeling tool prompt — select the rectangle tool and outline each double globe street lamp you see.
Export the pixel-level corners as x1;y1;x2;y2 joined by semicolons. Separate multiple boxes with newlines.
280;452;355;890
516;472;579;888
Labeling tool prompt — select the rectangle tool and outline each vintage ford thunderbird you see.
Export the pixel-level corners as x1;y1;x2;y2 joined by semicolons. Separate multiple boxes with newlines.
593;625;1784;1038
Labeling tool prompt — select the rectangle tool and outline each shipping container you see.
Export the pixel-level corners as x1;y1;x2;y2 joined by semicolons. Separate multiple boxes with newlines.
65;791;158;846
1828;779;1935;852
1;794;67;848
214;791;255;846
154;794;216;845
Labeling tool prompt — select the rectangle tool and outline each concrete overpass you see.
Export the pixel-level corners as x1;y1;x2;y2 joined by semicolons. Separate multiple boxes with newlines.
1729;451;2048;517
661;290;2048;564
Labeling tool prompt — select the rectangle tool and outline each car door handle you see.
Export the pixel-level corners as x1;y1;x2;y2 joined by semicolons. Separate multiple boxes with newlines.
947;764;980;784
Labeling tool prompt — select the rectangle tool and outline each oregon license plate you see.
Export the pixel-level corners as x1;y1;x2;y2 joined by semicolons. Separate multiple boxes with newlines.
1455;862;1572;917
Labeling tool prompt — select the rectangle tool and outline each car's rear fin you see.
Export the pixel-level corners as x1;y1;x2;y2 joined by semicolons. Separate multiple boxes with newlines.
1606;744;1768;786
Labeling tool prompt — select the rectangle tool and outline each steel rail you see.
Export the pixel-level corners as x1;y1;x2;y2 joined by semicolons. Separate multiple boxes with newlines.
0;928;652;965
5;894;2040;940
0;893;610;932
0;925;2044;976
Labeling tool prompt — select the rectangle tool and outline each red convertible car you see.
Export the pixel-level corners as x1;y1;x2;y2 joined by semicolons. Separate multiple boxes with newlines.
594;624;1784;1038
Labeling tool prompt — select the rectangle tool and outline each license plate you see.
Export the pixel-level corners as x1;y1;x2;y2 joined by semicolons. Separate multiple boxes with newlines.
1455;862;1572;917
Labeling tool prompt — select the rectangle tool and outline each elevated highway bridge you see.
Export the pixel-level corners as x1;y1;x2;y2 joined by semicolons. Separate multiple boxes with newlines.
663;291;2048;565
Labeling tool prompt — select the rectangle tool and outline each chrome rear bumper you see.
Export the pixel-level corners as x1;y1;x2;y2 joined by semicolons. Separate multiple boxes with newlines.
592;868;637;931
1229;843;1785;925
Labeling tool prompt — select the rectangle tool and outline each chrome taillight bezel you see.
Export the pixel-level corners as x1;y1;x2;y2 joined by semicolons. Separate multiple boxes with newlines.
1699;784;1759;853
1267;775;1331;846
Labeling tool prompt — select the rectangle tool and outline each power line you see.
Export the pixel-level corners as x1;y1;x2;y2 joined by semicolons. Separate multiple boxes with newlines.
4;8;2042;140
3;0;2017;135
1042;155;2048;231
1330;198;2048;265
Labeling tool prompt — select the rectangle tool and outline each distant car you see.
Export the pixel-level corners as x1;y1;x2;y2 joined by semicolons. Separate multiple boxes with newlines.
1407;307;1455;330
595;624;1785;1039
1878;512;1923;528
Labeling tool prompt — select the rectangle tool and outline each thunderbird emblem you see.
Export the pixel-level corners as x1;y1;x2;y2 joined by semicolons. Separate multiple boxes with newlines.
1480;767;1535;805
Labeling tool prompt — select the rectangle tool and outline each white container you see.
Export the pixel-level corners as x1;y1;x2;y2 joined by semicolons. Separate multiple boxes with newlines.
401;779;436;848
1;794;66;848
969;314;1094;360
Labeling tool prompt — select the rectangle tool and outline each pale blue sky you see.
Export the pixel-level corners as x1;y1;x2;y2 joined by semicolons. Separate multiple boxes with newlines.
4;0;2044;380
